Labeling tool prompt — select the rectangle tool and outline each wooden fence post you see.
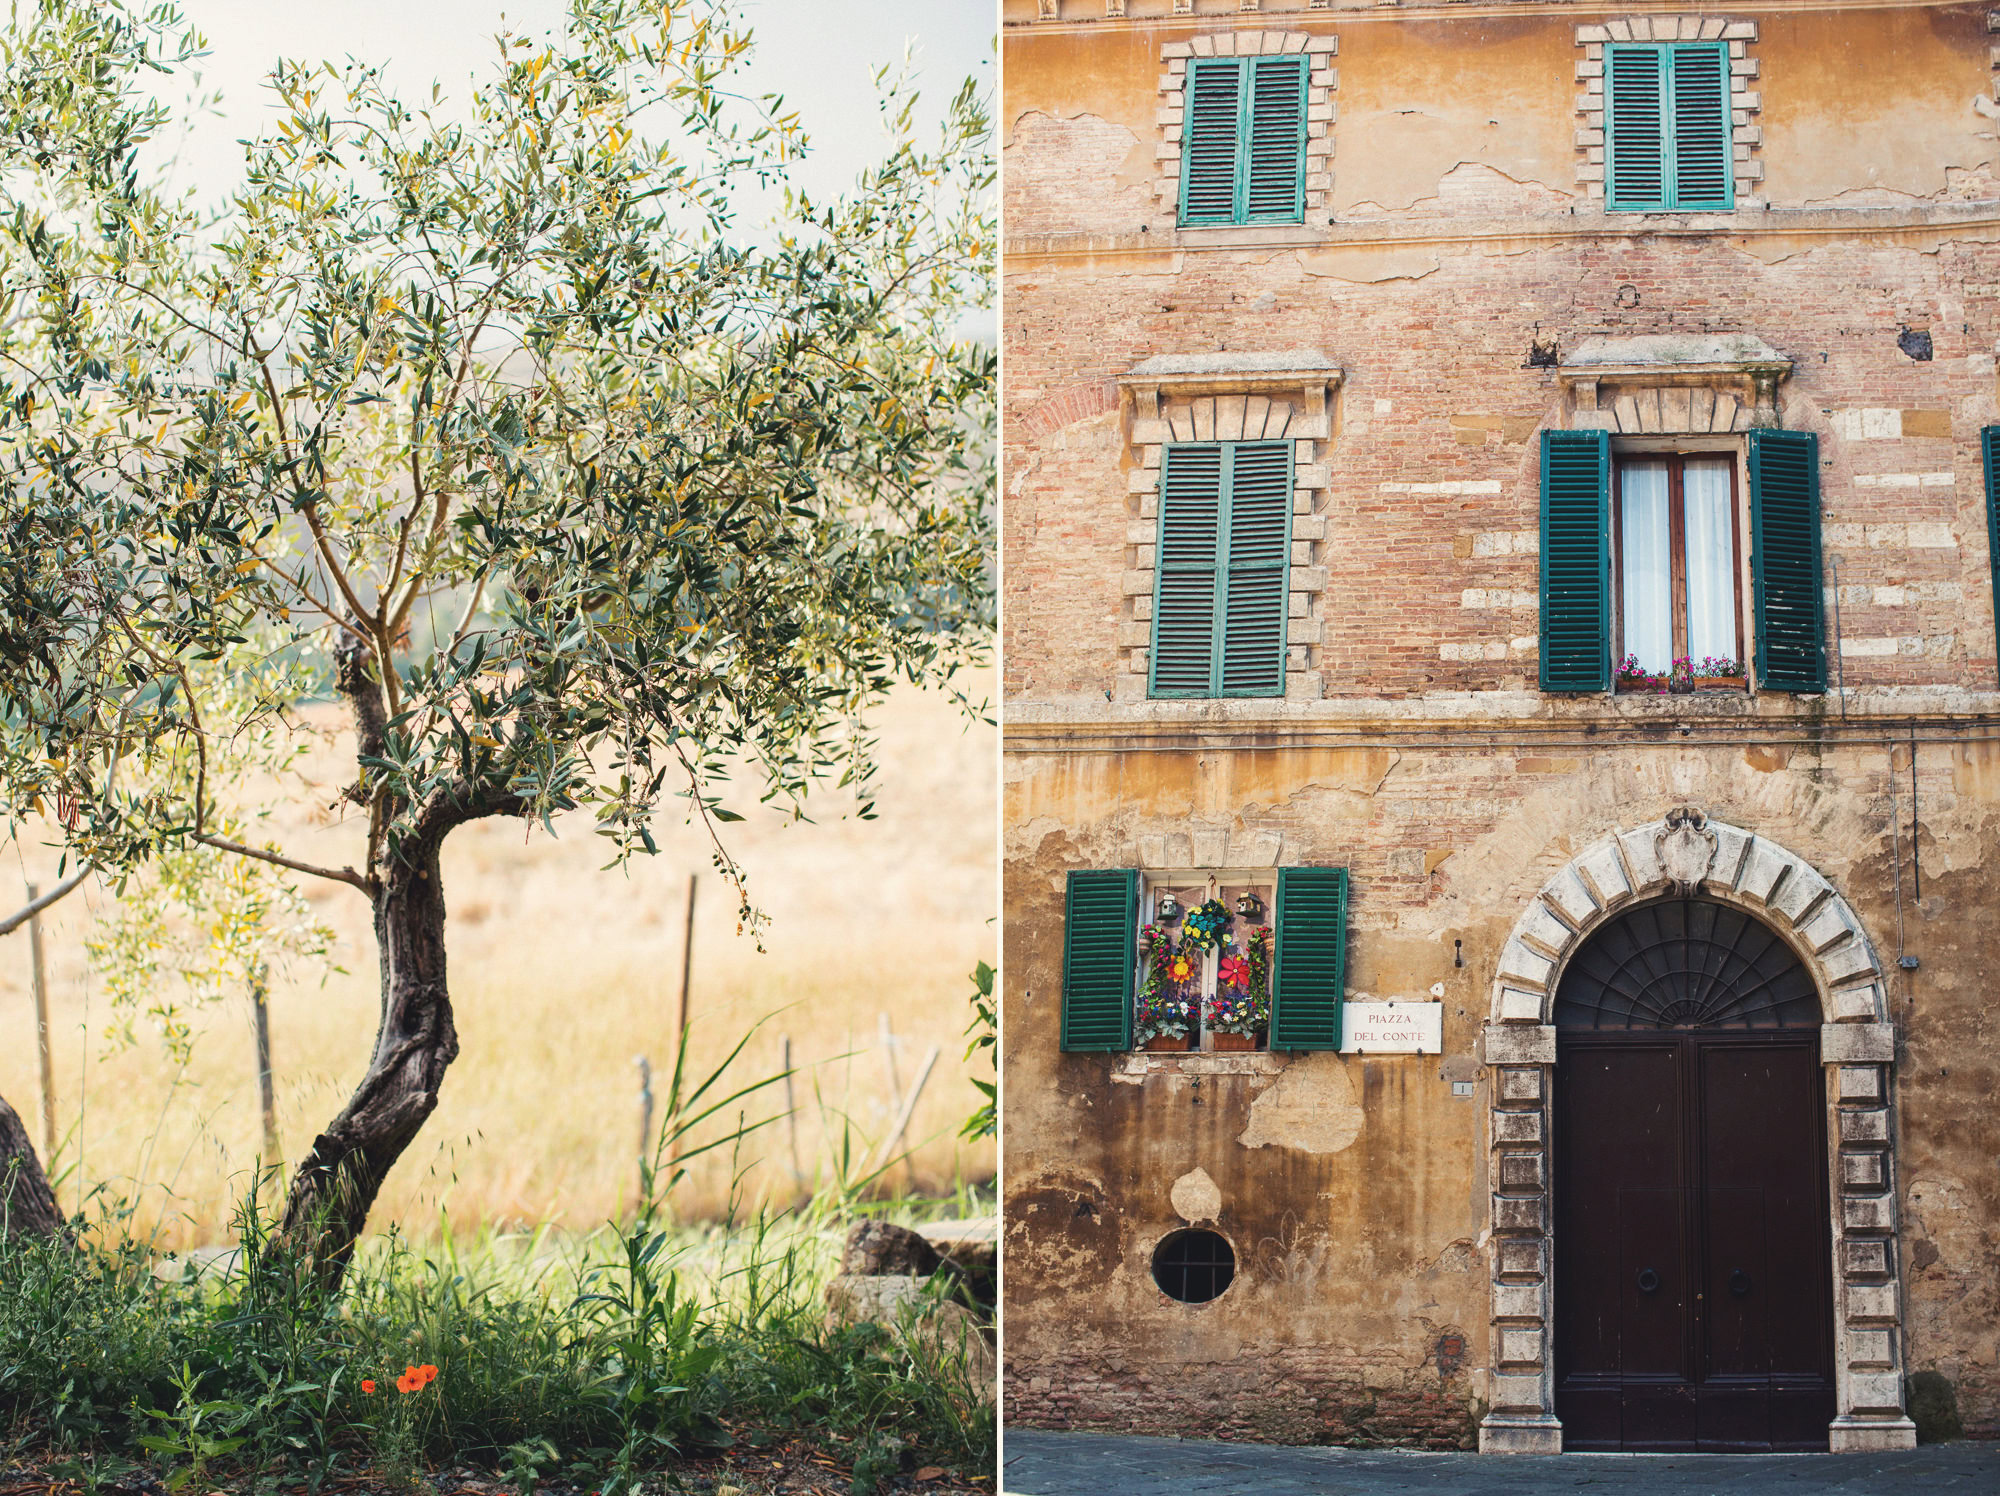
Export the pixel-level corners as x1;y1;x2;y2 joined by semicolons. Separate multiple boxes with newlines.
251;965;279;1169
668;873;696;1168
27;884;55;1165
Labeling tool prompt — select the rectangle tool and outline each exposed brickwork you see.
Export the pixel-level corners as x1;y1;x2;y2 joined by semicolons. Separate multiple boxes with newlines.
1005;1348;1480;1447
1005;233;2000;700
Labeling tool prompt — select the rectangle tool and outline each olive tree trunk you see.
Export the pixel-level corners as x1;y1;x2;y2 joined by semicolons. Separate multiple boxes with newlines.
275;819;458;1287
0;1093;65;1242
273;642;520;1290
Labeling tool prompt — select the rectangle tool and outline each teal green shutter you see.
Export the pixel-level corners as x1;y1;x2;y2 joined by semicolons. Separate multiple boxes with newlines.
1179;56;1305;226
1151;445;1224;694
1270;866;1346;1050
1538;428;1612;692
1607;43;1734;212
1669;44;1732;208
1606;46;1666;210
1244;56;1307;223
1061;870;1136;1052
1985;426;2000;685
1152;442;1292;697
1750;428;1826;692
1180;59;1244;226
1220;441;1292;695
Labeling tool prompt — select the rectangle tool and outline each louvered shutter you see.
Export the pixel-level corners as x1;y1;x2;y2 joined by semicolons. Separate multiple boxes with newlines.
1270;866;1346;1051
1749;428;1826;693
1061;870;1137;1052
1606;46;1666;211
1151;445;1224;695
1181;59;1244;226
1984;426;2000;684
1538;428;1612;692
1243;56;1307;223
1220;441;1293;696
1669;44;1733;209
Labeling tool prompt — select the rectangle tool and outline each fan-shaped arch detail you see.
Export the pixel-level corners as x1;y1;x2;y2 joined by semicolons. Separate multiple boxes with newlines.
1553;896;1820;1030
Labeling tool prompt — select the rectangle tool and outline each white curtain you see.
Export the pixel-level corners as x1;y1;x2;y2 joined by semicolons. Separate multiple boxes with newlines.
1683;460;1735;667
1620;462;1671;674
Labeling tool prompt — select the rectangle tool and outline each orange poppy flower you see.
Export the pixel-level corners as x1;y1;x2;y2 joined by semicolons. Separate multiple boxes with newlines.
397;1371;418;1394
419;1364;439;1385
361;1379;376;1394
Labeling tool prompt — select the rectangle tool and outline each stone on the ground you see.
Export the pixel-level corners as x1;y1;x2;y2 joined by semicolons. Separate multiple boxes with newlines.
839;1219;941;1277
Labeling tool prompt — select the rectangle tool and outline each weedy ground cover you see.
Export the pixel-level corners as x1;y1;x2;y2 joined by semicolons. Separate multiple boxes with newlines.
0;1179;994;1496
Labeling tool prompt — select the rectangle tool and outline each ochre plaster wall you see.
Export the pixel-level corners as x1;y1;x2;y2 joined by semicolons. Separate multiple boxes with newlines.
1001;739;2000;1440
1329;20;1576;215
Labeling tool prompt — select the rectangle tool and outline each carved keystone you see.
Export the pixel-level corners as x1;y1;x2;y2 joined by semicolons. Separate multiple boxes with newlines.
1656;805;1719;895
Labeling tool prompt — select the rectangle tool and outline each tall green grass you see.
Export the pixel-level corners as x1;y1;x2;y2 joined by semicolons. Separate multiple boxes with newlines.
0;1186;993;1492
0;1030;995;1492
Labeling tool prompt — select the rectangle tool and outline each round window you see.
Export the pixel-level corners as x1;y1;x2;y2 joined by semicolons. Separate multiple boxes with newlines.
1151;1228;1236;1303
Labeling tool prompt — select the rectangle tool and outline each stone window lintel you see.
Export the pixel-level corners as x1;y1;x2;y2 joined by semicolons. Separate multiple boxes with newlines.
1556;334;1793;433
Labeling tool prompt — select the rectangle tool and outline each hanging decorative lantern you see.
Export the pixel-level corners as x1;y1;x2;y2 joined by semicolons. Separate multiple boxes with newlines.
1235;891;1265;922
1156;892;1183;922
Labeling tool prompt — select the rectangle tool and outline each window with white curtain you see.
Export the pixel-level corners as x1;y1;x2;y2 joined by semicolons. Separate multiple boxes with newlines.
1616;454;1742;680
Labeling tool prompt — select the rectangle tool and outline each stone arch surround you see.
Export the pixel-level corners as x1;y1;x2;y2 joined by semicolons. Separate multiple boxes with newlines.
1475;811;1918;1455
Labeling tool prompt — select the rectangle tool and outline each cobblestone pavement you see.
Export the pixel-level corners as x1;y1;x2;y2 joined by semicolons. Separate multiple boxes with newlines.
1001;1431;2000;1495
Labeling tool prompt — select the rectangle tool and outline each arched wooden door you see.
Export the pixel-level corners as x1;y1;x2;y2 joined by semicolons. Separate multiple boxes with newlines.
1552;897;1836;1452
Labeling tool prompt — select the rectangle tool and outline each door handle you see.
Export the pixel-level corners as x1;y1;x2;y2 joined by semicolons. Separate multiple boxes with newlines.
1636;1267;1661;1294
1730;1268;1752;1298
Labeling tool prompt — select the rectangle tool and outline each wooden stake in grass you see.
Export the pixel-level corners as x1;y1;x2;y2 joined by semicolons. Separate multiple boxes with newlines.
867;1042;939;1186
251;964;280;1170
27;884;55;1166
782;1034;804;1188
668;873;696;1169
636;1054;654;1202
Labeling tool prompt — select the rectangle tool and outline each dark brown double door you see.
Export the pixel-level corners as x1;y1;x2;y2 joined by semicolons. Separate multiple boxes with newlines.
1554;1032;1836;1451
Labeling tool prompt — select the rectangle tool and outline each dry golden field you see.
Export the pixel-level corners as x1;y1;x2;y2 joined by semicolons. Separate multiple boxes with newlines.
0;669;996;1248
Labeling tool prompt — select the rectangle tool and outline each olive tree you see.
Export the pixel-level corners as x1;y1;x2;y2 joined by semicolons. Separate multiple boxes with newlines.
0;0;992;1278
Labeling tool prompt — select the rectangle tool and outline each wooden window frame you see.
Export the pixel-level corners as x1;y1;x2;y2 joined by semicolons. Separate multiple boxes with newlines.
1610;451;1747;687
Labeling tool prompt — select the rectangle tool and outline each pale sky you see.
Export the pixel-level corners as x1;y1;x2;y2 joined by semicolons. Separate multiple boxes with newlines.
154;1;994;215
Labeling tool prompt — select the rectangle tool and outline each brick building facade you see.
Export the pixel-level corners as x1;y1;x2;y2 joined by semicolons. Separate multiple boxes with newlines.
1002;0;2000;1454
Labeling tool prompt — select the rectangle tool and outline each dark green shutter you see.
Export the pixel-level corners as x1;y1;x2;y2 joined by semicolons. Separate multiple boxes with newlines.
1985;426;2000;685
1538;428;1611;692
1669;44;1732;208
1220;442;1292;695
1061;870;1136;1052
1606;46;1665;210
1607;43;1734;212
1750;427;1826;693
1180;59;1243;226
1152;442;1292;697
1270;866;1346;1050
1244;56;1307;223
1152;445;1224;694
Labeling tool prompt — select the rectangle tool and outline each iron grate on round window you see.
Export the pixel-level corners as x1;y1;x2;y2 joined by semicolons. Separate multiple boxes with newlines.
1152;1229;1235;1303
1553;896;1820;1031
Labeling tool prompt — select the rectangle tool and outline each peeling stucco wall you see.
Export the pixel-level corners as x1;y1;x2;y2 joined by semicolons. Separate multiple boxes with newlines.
1002;736;2000;1440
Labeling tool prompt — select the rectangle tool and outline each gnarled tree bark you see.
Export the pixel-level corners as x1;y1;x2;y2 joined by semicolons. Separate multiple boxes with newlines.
274;641;523;1289
0;1093;65;1242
